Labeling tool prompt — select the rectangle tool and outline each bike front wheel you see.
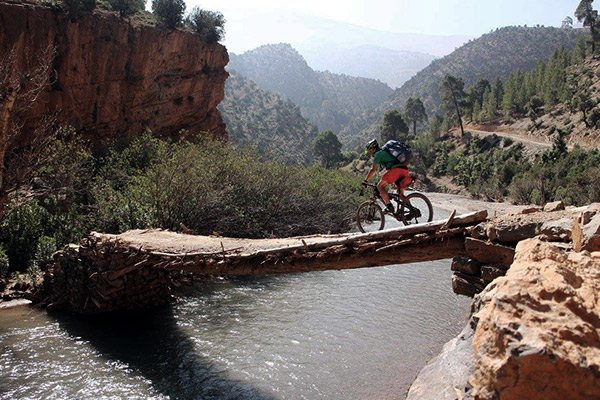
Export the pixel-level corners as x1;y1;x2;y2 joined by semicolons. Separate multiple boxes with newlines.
398;193;433;225
357;201;385;233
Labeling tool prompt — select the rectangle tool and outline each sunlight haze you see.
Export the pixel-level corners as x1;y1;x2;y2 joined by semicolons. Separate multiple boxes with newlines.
188;0;583;54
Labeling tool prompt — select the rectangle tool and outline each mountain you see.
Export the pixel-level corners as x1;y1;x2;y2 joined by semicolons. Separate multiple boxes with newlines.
339;26;586;150
223;10;471;58
228;43;393;134
300;45;437;88
219;70;318;165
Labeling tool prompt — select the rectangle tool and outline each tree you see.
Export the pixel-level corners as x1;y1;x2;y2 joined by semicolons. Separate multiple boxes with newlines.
403;98;427;135
108;0;144;18
152;0;186;29
379;110;409;143
562;16;574;29
575;0;599;53
313;130;343;168
0;45;58;221
440;74;467;136
185;7;226;43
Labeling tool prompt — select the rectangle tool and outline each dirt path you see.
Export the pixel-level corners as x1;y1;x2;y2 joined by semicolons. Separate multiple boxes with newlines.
467;128;553;151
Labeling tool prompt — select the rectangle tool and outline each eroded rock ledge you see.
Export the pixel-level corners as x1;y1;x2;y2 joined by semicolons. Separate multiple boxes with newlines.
0;0;229;144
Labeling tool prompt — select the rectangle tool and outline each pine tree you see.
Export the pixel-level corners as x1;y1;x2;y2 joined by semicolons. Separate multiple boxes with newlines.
380;110;409;142
440;74;467;136
404;98;427;135
575;0;599;53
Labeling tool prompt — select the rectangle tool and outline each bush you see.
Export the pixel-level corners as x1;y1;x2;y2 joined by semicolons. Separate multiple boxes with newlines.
152;0;186;28
0;201;49;272
107;0;145;18
0;245;8;279
185;7;226;43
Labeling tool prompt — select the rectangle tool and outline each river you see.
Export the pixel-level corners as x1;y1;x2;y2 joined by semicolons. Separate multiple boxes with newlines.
0;207;471;400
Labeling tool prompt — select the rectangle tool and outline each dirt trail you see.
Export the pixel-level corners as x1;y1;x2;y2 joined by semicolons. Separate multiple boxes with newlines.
467;128;553;151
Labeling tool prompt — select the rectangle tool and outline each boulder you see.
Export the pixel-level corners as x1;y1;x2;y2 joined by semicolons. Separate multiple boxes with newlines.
465;238;516;266
406;323;475;400
452;272;486;297
471;239;600;400
539;217;573;241
543;200;565;212
451;257;482;275
573;213;600;252
480;264;508;283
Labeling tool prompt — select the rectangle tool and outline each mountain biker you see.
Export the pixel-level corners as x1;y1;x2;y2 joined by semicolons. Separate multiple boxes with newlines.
362;139;412;214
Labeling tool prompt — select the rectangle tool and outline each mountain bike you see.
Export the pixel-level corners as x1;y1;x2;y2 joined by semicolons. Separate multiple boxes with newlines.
356;183;433;233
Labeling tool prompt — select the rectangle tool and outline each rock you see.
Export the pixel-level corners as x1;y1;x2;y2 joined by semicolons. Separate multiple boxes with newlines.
465;237;516;266
451;257;482;275
539;217;573;241
543;200;565;212
471;239;600;400
480;264;508;282
407;323;475;400
471;224;487;240
0;1;228;146
486;221;540;243
573;213;600;252
452;272;486;297
521;207;541;214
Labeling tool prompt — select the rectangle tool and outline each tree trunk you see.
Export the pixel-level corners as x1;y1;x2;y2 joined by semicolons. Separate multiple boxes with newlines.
452;94;465;136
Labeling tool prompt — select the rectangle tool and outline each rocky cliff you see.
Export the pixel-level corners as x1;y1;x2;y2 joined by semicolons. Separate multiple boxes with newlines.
408;204;600;400
0;0;228;144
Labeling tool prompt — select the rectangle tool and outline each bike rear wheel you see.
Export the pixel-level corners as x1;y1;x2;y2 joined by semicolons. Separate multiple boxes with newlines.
357;201;385;233
398;193;433;225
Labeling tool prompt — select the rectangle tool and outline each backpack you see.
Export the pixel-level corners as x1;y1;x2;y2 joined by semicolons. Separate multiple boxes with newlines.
382;140;412;165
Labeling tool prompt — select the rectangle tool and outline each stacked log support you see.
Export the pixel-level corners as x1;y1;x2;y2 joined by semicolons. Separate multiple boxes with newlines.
451;203;600;297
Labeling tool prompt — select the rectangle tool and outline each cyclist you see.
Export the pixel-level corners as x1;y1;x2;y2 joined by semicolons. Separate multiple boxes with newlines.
362;139;412;214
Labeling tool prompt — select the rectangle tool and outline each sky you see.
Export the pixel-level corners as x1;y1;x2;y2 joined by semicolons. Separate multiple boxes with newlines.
185;0;584;53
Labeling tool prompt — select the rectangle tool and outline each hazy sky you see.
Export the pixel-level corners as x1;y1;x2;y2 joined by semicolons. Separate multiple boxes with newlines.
184;0;584;53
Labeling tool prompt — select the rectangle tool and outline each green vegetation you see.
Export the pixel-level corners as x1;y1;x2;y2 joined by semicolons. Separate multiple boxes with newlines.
379;110;409;143
185;7;225;43
228;44;392;134
107;0;144;18
152;0;186;28
404;98;427;135
440;75;467;136
219;71;319;165
0;132;362;274
313;131;344;168
341;26;585;149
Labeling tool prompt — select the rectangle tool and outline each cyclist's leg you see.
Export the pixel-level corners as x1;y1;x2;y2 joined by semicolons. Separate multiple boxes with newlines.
380;169;405;211
395;169;412;204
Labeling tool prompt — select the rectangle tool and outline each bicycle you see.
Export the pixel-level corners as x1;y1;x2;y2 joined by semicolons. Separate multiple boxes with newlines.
356;182;433;233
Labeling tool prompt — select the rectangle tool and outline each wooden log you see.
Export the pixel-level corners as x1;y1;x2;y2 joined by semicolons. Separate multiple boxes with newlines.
452;272;486;297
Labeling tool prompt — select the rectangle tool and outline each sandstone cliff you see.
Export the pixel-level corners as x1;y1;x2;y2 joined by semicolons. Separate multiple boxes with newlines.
408;205;600;400
0;0;228;144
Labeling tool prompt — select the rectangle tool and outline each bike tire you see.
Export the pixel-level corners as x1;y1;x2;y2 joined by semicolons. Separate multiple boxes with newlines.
356;201;385;233
399;193;433;225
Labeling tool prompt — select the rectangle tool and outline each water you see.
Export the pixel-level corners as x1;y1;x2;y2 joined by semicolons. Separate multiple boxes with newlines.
0;206;471;400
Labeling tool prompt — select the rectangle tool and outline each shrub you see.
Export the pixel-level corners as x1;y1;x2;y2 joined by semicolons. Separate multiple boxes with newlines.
152;0;186;29
0;200;49;272
107;0;145;18
185;7;226;43
0;245;8;279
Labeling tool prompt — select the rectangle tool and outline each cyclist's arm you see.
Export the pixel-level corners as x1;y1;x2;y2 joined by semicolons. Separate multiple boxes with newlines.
365;163;379;183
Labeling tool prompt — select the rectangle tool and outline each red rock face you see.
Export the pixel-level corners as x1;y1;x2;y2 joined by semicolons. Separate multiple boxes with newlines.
0;1;229;144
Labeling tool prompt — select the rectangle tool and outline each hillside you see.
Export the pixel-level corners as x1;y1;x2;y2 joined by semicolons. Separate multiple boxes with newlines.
228;43;393;133
468;57;600;150
339;26;585;150
219;71;318;164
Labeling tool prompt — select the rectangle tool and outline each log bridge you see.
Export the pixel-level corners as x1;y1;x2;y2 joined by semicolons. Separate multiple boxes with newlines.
44;209;518;314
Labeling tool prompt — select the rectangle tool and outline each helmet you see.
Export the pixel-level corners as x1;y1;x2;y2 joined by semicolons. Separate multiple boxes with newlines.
365;139;379;153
